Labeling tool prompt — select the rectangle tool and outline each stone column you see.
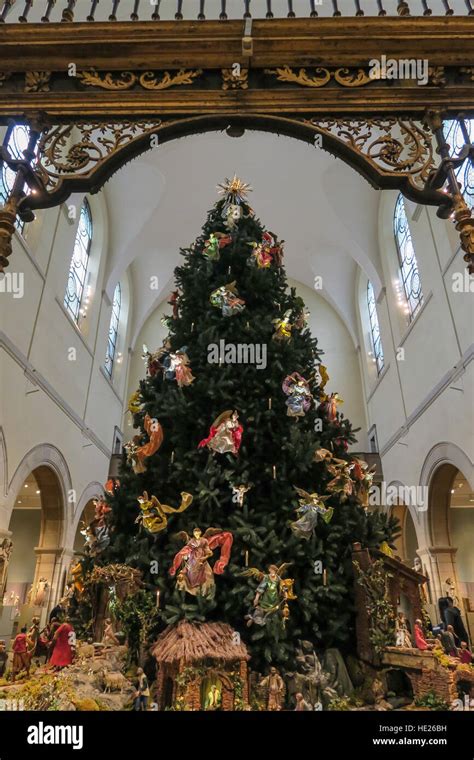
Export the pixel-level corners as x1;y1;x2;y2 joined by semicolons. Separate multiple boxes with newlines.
417;545;459;621
0;527;13;600
32;546;63;626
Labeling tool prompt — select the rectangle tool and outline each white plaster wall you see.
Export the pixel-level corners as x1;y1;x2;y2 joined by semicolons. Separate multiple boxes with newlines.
355;190;474;558
0;191;131;554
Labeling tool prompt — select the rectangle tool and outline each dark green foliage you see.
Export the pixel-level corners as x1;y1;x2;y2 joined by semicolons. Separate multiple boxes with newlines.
110;590;158;665
99;194;395;670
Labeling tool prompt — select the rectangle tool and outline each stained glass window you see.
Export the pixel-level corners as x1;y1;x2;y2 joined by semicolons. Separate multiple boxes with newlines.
443;118;474;210
0;125;32;234
394;194;423;321
104;283;122;378
367;281;384;376
63;199;93;323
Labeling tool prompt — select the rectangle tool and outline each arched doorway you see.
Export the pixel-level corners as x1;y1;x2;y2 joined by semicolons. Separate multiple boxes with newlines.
2;465;65;643
73;500;96;554
427;464;474;642
391;503;419;567
447;471;474;609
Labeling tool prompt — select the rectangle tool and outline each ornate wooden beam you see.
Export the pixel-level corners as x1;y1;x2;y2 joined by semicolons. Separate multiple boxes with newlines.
0;19;474;117
0;17;473;271
1;19;474;71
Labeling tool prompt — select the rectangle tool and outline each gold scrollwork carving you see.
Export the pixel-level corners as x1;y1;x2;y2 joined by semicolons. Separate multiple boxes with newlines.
222;68;249;90
76;68;202;91
428;66;446;86
305;117;435;187
25;72;51;93
265;66;372;88
36;121;162;190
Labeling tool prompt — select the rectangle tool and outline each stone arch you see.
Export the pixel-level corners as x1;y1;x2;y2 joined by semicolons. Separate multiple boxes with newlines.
390;503;419;566
419;442;474;547
0;426;7;499
418;443;474;608
4;444;73;623
7;443;73;529
71;481;104;538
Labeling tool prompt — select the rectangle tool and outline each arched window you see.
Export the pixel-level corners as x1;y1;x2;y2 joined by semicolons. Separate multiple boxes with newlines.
104;282;122;378
443;118;474;209
367;280;384;376
394;194;423;321
0;125;32;234
64;199;93;323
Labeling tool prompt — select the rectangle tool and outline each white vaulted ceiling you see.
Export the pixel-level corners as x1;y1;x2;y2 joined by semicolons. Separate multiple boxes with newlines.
102;129;383;347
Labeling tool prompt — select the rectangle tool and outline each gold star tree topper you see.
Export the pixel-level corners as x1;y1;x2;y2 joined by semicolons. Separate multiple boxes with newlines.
217;175;253;204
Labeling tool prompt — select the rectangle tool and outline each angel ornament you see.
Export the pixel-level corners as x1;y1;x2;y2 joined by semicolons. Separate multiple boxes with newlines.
210;281;246;317
351;458;376;507
124;413;164;474
242;563;297;627
272;310;293;342
142;341;171;378
282;372;313;418
249;232;284;269
318;392;343;422
290;487;334;540
326;458;354;502
80;496;112;557
136;490;193;535
128;389;143;415
203;231;232;261
231;483;252;507
315;364;330;395
169;527;233;599
162;347;195;387
198;410;243;456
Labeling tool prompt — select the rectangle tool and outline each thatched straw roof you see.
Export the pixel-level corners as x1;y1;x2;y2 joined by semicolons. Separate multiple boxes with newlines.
152;620;249;665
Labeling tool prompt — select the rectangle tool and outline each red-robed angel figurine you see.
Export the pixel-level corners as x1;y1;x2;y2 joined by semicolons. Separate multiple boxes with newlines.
169;527;233;600
198;410;243;455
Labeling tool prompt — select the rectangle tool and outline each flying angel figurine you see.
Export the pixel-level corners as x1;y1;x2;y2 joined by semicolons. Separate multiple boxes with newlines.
162;347;195;387
210;281;246;317
241;563;296;627
290;487;334;540
124;413;164;473
135;490;193;535
169;527;233;599
198;410;243;455
282;372;313;418
203;231;232;261
325;459;354;502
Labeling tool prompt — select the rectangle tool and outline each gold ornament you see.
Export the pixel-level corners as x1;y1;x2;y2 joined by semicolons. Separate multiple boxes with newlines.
217;175;252;203
127;390;142;415
136;490;193;535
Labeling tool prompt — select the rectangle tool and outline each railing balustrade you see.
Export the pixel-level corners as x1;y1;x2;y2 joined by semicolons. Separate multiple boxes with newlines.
0;0;473;23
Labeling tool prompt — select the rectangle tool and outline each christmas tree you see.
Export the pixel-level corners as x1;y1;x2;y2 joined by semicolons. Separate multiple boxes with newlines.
98;177;396;670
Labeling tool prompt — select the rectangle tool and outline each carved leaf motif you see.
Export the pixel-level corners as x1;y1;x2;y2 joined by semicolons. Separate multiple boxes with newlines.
428;66;446;86
77;68;202;91
333;68;372;87
265;66;372;88
139;69;202;90
25;71;51;93
265;66;331;88
77;70;137;90
222;68;249;90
